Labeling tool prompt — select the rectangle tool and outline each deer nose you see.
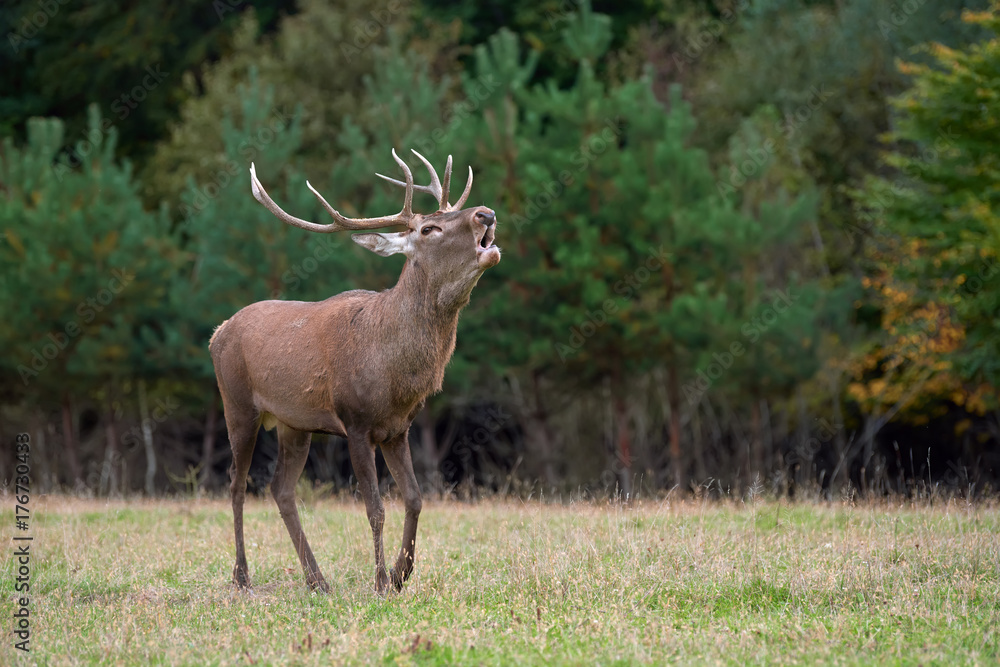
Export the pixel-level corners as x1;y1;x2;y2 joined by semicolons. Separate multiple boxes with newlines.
475;210;495;226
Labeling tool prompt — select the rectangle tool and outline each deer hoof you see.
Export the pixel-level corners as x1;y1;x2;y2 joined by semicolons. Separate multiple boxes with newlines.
375;568;392;596
307;576;331;593
389;567;406;592
232;567;252;590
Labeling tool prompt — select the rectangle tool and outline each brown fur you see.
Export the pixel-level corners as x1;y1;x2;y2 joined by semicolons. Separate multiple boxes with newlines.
212;176;500;594
208;320;228;348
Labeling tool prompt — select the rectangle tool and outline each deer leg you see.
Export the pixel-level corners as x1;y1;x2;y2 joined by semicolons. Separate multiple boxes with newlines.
347;431;389;594
380;430;422;591
272;423;329;592
223;399;260;590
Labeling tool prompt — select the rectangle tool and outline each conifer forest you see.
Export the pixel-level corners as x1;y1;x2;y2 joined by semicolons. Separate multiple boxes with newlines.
2;0;999;499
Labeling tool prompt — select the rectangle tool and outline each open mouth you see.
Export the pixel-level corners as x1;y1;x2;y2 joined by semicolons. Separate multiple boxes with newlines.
478;225;495;250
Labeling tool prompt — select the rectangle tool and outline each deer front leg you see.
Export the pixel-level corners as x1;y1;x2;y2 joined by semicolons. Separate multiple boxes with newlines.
272;423;329;592
380;430;422;591
347;432;389;594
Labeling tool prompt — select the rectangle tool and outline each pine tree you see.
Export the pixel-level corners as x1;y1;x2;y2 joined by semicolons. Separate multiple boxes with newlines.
439;2;832;492
0;107;178;488
851;6;1000;437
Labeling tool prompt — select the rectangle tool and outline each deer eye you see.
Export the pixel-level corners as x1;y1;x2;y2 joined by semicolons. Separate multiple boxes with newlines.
421;225;441;236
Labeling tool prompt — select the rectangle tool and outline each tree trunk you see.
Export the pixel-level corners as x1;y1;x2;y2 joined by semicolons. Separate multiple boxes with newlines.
659;220;684;493
32;411;51;493
100;394;120;496
632;380;650;487
796;385;811;485
529;371;556;488
750;397;762;482
614;396;633;499
655;367;694;489
0;412;7;486
760;398;773;474
416;408;439;480
61;392;82;488
199;400;218;491
692;398;706;485
666;362;684;492
829;373;847;490
602;376;616;490
138;380;157;496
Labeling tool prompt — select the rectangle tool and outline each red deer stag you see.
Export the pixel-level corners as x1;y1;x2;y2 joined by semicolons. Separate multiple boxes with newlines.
209;149;500;594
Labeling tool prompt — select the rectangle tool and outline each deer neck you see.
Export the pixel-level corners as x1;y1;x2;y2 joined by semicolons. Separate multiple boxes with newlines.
373;259;466;379
388;258;474;323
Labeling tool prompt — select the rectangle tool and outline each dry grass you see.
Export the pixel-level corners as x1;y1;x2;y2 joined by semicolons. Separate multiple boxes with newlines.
1;494;998;665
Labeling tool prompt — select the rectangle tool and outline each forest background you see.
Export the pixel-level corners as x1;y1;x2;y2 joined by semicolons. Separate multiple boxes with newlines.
1;0;998;499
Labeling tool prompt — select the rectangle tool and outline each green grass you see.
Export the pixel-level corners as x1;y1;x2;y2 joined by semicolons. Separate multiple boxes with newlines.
2;495;998;665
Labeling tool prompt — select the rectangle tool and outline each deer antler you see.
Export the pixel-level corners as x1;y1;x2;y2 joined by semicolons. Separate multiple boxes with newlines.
377;149;474;212
249;149;416;232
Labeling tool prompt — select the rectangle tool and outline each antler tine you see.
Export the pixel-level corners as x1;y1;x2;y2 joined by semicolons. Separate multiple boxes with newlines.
391;148;414;218
377;149;449;210
305;181;410;229
376;174;438;197
409;149;443;207
441;155;453;209
374;149;423;215
451;165;474;210
250;162;412;233
250;163;346;232
376;151;473;212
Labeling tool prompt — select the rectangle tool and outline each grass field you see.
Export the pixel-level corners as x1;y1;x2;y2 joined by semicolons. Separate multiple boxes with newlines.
1;493;998;665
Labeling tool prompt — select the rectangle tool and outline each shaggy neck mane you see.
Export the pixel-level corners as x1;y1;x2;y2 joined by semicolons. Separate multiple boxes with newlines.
364;258;464;390
389;257;465;323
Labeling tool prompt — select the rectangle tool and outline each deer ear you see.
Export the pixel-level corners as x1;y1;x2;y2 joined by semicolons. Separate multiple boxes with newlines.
351;232;412;257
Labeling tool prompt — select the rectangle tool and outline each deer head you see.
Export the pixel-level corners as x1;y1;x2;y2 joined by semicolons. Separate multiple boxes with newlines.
250;149;500;308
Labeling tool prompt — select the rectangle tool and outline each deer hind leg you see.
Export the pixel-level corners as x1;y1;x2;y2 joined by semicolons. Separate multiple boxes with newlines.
347;429;389;595
222;395;260;590
380;429;422;591
272;422;329;592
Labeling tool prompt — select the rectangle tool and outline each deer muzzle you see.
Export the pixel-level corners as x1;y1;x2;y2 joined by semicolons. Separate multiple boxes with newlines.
476;215;500;268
